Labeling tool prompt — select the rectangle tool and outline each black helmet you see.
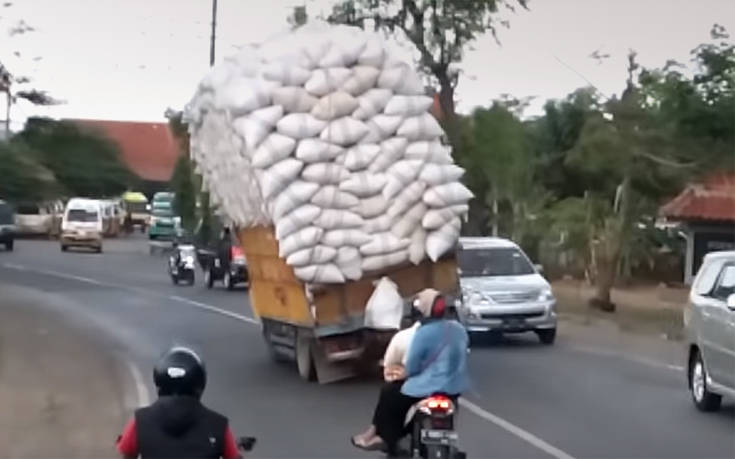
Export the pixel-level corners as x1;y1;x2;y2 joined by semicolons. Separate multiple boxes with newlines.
153;346;207;399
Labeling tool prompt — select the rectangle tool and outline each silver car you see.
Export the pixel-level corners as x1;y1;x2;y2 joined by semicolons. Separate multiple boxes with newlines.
685;250;735;411
456;237;557;345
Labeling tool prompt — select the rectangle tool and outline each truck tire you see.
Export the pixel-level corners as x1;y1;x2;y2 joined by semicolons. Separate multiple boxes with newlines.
296;334;316;382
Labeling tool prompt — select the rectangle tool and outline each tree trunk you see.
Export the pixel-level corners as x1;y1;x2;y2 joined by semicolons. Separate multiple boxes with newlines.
438;80;455;121
491;193;499;237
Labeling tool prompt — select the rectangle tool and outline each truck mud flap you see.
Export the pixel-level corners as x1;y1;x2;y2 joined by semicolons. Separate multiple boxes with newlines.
312;342;358;384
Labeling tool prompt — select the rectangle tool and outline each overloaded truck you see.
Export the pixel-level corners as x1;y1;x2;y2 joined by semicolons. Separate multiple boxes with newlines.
185;25;473;383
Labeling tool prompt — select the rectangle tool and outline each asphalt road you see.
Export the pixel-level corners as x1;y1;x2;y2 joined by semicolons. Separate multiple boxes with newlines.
1;237;733;458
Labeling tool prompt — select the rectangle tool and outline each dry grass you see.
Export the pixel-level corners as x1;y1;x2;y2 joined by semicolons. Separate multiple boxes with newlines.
552;279;686;341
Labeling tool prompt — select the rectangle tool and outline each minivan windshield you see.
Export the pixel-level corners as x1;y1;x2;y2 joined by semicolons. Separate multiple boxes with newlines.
0;203;13;224
458;247;535;277
67;209;99;222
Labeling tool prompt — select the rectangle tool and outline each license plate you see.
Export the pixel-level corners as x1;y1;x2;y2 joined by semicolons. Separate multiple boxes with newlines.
504;318;525;328
421;429;458;445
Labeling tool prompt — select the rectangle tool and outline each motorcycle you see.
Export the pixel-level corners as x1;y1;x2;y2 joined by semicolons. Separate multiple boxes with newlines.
406;394;464;459
169;244;196;286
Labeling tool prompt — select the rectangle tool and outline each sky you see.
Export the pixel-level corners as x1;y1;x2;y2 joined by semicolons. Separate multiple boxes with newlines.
1;0;733;129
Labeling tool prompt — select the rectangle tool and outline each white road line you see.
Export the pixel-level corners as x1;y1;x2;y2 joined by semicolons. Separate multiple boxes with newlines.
459;398;576;459
569;345;685;372
168;295;259;324
123;358;151;407
2;262;27;270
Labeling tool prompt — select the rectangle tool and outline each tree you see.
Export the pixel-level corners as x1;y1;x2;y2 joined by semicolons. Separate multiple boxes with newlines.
287;5;308;29
14;118;133;197
0;141;58;203
327;0;527;124
166;110;197;231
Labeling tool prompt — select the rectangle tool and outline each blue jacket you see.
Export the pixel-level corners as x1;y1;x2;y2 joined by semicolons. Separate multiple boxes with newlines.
401;319;469;398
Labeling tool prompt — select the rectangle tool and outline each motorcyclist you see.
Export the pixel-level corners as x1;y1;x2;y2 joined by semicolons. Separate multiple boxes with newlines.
351;289;469;455
116;347;242;459
217;227;233;272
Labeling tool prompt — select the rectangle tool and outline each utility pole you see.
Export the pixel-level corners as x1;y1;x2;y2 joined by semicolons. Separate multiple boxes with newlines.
209;0;218;67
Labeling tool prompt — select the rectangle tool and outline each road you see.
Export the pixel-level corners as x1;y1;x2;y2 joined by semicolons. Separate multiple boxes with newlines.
1;237;733;458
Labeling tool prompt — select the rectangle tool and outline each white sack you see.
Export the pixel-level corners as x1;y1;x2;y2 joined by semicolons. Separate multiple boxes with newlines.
304;68;352;97
272;181;320;219
364;277;403;330
262;62;311;86
360;232;410;256
342;66;381;96
384;95;433;117
311;186;359;209
336;247;362;281
251;133;296;169
315;209;364;230
278;226;324;258
387;159;424;185
322;229;371;247
214;77;271;115
377;64;424;95
387;182;427;218
318;38;366;68
232;116;271;152
391;201;427;239
339;172;387;197
362;251;409;272
311;91;359;120
295;139;343;163
419;164;465;186
259;158;303;199
276;113;327;139
358;38;386;67
320;117;369;146
357;195;389;219
272;87;318;113
397;113;443;141
294;264;345;284
302;163;349;185
423;182;474;207
250;105;284;127
382;176;404;200
405;141;453;164
343;144;381;171
425;217;461;262
275;204;321;240
370;114;403;138
422;204;470;230
408;227;427;265
363;214;393;233
286;245;338;266
368;137;408;173
353;88;393;120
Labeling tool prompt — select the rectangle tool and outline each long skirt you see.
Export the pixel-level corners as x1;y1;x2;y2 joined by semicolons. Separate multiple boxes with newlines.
371;381;421;452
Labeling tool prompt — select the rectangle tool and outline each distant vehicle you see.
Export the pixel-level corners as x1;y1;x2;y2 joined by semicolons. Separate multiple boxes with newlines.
14;201;58;236
455;237;557;345
121;191;150;232
0;200;16;251
202;244;248;290
60;198;104;253
685;250;735;411
148;192;180;240
169;243;196;285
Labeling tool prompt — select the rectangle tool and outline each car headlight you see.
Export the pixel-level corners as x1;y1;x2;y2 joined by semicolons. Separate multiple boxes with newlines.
537;288;555;302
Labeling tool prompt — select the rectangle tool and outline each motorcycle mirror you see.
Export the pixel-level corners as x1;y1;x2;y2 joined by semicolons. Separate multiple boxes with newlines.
237;436;256;451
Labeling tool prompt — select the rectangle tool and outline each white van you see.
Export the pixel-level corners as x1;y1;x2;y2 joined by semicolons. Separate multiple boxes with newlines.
60;198;104;253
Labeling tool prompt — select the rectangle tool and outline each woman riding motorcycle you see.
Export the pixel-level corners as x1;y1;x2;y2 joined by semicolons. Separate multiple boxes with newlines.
352;288;469;455
116;347;243;459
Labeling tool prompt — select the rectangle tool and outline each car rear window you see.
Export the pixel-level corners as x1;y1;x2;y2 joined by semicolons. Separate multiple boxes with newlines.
67;209;99;222
16;204;40;215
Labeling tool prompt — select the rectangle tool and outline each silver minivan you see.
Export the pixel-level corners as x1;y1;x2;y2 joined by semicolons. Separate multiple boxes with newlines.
685;250;735;411
456;237;557;344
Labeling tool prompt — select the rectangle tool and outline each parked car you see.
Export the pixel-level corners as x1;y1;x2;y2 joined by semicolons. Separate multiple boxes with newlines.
0;200;16;251
455;237;557;344
60;198;104;253
14;201;55;236
685;250;735;411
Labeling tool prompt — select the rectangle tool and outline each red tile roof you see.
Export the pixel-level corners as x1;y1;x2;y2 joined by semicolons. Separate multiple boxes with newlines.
69;119;181;182
661;173;735;222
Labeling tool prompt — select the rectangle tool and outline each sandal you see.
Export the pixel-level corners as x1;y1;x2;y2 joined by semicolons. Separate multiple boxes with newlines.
351;435;386;452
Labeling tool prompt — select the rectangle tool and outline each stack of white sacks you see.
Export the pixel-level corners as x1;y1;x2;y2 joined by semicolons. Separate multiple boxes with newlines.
186;24;473;284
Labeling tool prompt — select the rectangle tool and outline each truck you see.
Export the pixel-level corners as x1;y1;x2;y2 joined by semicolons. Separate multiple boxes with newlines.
238;226;460;383
148;192;181;240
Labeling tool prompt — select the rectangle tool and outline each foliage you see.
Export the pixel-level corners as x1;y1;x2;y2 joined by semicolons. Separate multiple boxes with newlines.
0;141;58;203
327;0;527;121
13;118;133;198
166;110;197;231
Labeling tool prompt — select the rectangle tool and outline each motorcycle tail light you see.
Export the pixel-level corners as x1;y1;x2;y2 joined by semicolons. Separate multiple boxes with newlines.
419;395;454;415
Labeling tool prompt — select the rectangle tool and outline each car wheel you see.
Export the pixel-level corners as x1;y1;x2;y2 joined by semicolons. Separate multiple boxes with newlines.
536;328;556;345
6;240;13;251
171;275;178;286
690;350;722;412
205;268;214;289
61;244;68;252
224;271;234;290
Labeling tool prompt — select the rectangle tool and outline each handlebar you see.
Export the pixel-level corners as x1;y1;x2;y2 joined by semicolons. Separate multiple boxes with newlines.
237;436;256;452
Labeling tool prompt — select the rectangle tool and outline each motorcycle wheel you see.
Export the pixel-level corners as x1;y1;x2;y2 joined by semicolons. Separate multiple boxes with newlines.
224;271;234;290
205;269;214;289
425;445;451;459
171;275;178;285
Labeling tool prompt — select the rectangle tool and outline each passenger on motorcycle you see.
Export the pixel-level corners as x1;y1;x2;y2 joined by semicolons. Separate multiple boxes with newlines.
116;346;242;459
351;289;469;455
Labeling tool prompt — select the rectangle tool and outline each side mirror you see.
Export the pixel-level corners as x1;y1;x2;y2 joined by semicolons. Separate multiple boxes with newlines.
534;264;544;274
727;293;735;311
